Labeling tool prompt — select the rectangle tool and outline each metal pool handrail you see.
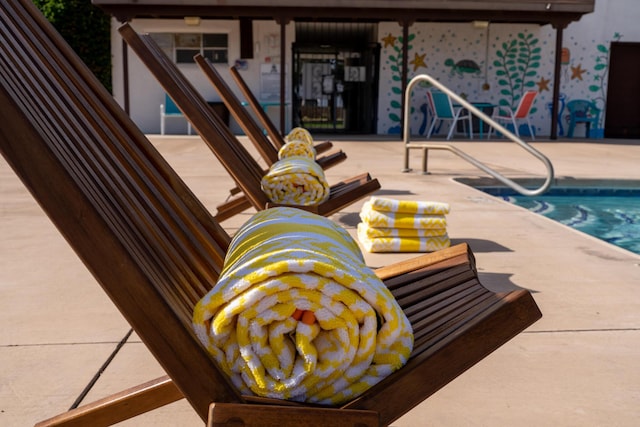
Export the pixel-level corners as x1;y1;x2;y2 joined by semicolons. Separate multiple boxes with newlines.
403;74;555;196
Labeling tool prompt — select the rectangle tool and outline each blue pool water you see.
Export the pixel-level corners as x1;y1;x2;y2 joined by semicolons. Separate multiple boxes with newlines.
479;186;640;255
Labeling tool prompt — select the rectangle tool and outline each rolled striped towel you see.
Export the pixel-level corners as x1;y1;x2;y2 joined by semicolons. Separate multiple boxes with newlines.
360;201;447;229
278;139;316;160
357;222;448;238
261;156;330;206
286;127;314;146
193;207;413;404
367;196;450;215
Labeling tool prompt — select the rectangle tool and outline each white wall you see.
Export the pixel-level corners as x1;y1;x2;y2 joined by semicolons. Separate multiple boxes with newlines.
110;18;294;134
109;0;640;136
377;0;640;137
377;21;556;136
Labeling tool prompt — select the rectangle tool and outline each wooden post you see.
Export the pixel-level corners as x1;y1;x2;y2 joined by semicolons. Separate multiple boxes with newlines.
401;19;410;140
277;17;290;135
550;23;566;140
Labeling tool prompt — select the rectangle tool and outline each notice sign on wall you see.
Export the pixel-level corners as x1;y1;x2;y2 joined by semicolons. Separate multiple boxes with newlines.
260;63;281;100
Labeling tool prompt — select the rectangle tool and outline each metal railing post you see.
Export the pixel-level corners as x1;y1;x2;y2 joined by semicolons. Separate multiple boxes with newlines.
403;74;555;196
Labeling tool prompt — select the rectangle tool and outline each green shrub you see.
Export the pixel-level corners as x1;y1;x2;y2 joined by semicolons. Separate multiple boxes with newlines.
33;0;112;92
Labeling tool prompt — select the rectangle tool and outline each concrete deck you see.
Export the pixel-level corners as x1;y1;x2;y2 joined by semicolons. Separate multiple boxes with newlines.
2;135;639;426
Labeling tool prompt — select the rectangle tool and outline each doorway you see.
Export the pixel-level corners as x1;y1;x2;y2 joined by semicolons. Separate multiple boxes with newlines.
605;42;640;138
292;23;380;134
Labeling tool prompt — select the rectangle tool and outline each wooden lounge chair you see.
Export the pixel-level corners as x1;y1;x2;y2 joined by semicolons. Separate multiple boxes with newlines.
195;54;346;209
227;64;336;157
0;1;542;425
119;23;380;222
195;55;346;171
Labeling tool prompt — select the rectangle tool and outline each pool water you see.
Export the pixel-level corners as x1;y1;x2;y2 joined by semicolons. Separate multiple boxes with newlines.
479;187;640;255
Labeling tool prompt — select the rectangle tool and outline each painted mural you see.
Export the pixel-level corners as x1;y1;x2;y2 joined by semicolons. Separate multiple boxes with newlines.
380;32;425;134
377;20;618;138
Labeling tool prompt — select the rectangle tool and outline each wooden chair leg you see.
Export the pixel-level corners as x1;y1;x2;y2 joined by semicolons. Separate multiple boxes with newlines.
35;376;182;427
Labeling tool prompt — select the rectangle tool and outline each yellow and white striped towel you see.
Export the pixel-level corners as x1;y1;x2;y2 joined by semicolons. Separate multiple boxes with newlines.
358;229;451;253
286;127;314;146
360;201;447;229
367;196;450;215
261;156;330;206
357;222;448;238
278;139;316;160
193;207;413;405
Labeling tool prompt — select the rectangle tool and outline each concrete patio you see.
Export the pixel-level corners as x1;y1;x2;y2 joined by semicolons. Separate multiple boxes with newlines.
1;135;639;426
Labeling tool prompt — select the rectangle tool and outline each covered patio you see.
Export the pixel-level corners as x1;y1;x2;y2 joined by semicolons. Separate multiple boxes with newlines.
94;0;595;138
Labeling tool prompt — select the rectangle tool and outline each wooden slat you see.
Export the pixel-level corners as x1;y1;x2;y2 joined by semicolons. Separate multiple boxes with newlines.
229;65;339;160
208;403;379;427
197;56;346;170
229;65;336;155
195;55;280;164
214;194;254;222
344;290;541;426
35;377;182;427
120;25;270;211
0;1;242;422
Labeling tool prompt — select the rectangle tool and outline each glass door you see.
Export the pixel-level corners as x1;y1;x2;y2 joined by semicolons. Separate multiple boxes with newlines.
293;43;379;134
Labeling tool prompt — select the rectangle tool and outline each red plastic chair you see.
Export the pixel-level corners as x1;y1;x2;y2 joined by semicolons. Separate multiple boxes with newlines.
488;90;537;140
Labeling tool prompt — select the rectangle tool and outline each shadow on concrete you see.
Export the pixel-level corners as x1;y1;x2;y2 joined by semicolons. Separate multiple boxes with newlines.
477;271;540;294
336;212;362;227
373;189;415;196
451;238;512;253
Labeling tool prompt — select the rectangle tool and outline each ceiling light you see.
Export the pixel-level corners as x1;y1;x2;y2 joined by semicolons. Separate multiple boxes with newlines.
184;16;201;26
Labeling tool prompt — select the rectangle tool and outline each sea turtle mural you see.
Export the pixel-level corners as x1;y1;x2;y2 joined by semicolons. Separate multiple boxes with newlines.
444;58;482;78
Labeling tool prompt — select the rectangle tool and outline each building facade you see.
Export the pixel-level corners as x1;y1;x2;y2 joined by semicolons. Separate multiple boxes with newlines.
102;0;639;138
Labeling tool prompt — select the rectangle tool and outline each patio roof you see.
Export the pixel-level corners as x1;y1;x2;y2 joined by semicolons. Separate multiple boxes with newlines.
94;0;594;27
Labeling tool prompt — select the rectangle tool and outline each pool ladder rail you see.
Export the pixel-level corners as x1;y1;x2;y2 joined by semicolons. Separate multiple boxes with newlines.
403;74;555;197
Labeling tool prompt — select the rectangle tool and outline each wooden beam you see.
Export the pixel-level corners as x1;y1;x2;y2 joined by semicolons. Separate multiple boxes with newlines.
550;24;566;139
400;19;410;140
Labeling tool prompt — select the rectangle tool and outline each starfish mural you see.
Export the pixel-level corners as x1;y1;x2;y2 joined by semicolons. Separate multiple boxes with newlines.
537;76;550;92
410;52;427;71
571;64;586;80
382;33;396;48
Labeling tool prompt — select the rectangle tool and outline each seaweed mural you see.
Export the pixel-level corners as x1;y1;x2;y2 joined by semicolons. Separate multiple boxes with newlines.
494;32;541;114
382;32;423;134
588;32;622;130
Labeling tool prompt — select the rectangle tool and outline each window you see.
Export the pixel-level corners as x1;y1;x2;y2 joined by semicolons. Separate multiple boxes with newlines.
150;32;228;64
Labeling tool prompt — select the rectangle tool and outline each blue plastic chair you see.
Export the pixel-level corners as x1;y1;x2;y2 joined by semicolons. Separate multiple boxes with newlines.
160;93;192;135
426;90;472;140
566;99;600;138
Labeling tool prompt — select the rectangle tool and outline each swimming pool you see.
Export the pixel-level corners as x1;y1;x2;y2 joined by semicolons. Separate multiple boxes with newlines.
459;179;640;255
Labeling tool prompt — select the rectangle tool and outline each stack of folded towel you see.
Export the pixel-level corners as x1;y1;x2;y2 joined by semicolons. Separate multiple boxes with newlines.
358;196;451;253
261;127;330;206
193;207;413;404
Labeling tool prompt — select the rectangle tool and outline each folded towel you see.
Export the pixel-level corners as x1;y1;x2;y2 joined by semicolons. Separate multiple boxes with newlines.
367;196;450;215
278;139;316;160
357;222;448;238
193;207;413;404
261;157;330;206
286;127;314;145
360;202;447;229
358;233;451;253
